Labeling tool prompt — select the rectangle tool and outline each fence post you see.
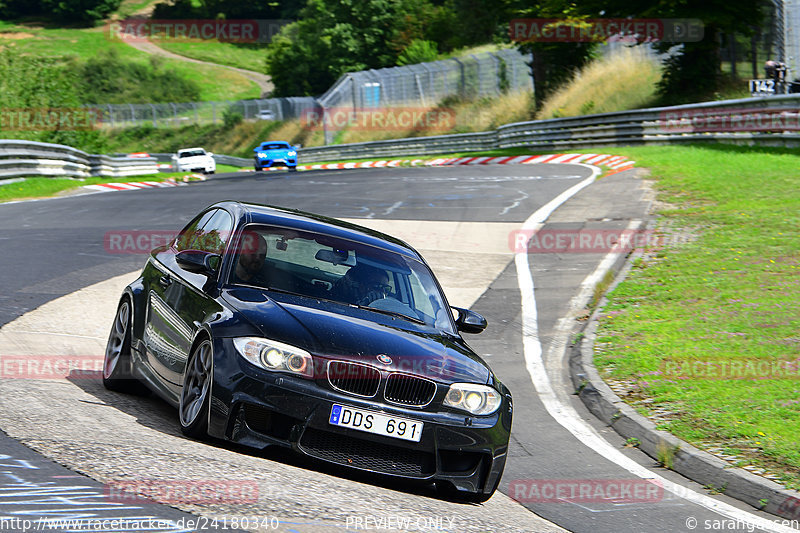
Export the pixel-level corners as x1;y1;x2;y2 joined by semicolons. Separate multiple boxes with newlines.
452;58;466;98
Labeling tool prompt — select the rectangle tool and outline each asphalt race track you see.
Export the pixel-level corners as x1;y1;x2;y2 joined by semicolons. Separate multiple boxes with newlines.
0;165;793;533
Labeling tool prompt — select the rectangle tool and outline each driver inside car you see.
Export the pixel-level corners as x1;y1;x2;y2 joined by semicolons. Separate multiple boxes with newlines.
233;231;300;291
331;264;391;306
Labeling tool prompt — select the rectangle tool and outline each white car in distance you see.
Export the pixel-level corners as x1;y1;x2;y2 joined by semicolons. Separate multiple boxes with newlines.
173;147;216;174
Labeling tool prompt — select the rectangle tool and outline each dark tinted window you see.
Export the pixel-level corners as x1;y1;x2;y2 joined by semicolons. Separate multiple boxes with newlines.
228;225;454;332
174;209;233;254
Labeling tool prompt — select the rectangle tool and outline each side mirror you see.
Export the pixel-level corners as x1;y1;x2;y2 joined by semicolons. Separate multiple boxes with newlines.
176;250;221;276
207;152;214;157
452;307;487;334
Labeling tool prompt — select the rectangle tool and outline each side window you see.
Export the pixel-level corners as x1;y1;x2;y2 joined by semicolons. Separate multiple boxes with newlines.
174;209;233;254
174;210;216;252
197;209;233;254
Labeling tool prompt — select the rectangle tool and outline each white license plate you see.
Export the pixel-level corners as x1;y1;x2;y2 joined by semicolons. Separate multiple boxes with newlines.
329;404;423;442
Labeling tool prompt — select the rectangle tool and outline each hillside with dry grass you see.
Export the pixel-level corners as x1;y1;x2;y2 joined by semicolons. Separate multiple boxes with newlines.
102;47;669;156
536;47;663;119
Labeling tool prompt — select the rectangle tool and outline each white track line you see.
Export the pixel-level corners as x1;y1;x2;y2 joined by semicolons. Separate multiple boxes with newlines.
515;164;795;532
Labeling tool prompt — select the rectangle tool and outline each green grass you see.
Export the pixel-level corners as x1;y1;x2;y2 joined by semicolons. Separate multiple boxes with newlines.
591;144;800;489
0;165;245;203
117;0;160;18
99;119;286;157
156;41;268;72
0;24;260;101
0;174;168;202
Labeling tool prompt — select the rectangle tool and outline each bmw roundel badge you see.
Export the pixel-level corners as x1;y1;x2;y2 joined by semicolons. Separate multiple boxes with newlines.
377;354;392;365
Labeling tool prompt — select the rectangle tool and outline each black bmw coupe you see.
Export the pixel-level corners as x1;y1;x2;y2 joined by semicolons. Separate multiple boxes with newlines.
103;201;512;501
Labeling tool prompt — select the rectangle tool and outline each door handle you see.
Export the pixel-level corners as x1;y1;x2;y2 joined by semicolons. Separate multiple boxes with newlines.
159;275;172;288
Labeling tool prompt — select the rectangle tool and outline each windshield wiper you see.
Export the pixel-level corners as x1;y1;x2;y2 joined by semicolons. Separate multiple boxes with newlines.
355;304;425;325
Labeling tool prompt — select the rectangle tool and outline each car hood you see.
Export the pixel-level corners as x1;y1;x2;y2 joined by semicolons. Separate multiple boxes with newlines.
222;287;489;384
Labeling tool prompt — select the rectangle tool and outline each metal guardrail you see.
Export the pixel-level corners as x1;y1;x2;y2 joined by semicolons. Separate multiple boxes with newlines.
88;155;159;177
0;140;158;180
212;154;253;167
88;97;319;128
5;94;800;177
293;94;800;163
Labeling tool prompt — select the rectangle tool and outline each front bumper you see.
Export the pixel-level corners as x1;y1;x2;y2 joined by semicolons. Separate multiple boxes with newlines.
175;164;215;173
208;338;511;495
255;157;296;168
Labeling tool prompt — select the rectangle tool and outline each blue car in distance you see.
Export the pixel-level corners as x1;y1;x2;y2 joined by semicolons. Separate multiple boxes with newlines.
254;141;297;172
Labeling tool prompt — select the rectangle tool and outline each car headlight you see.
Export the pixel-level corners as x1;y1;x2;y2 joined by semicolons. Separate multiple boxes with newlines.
257;152;267;158
443;383;501;415
287;150;296;156
232;337;314;378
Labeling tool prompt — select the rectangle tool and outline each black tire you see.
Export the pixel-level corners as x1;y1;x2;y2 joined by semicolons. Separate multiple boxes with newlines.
254;166;261;172
102;299;142;393
288;166;297;172
179;338;213;438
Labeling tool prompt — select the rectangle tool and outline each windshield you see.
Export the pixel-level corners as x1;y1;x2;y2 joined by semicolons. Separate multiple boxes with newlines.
227;224;454;333
260;143;289;150
178;149;206;158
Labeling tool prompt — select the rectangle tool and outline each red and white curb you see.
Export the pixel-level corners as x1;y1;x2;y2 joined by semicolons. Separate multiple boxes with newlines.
82;175;207;193
263;153;634;173
237;153;634;174
84;154;634;194
424;153;634;173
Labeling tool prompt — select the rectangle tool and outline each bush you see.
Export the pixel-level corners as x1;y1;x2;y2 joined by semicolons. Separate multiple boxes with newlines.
78;49;201;104
222;107;243;128
2;0;122;24
397;40;438;66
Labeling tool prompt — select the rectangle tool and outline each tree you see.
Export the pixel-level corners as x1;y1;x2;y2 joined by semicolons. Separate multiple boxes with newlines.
266;0;404;96
508;1;598;108
552;0;771;103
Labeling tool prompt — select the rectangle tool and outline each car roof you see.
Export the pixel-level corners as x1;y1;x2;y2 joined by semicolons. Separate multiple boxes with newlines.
211;201;421;259
258;141;290;147
178;147;206;152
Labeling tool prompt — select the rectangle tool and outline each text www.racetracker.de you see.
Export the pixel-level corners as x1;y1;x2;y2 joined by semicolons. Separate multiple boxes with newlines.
0;515;282;531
